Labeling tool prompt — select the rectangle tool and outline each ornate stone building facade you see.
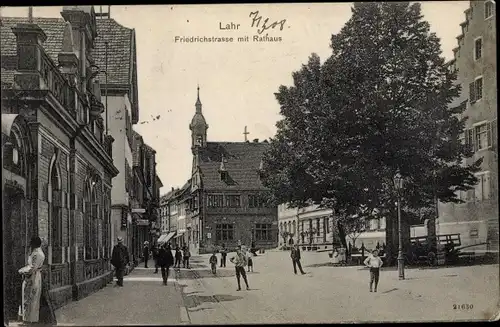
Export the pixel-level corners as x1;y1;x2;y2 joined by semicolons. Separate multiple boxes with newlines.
1;6;119;316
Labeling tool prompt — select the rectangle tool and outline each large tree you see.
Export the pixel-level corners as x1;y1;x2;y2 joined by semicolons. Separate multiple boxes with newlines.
262;2;481;262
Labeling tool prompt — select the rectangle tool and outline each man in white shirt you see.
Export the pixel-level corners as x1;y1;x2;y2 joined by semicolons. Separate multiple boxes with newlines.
363;249;383;292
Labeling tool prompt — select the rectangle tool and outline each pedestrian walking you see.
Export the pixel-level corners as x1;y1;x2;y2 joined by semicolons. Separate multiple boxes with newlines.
158;244;174;285
143;241;150;268
209;251;218;274
174;247;182;268
182;246;191;269
291;244;306;275
111;237;130;287
17;237;46;324
246;248;254;272
220;244;227;267
364;249;383;292
230;246;250;291
152;244;159;274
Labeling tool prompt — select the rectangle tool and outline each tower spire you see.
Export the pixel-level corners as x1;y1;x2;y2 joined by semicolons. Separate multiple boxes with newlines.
195;84;202;113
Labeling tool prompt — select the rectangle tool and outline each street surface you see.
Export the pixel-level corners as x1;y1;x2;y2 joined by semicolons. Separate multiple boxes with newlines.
25;252;498;325
176;251;499;324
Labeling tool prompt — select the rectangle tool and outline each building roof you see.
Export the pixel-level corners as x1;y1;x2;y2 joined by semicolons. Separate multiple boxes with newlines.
198;141;269;191
156;174;163;188
93;18;134;86
131;130;143;167
0;16;133;88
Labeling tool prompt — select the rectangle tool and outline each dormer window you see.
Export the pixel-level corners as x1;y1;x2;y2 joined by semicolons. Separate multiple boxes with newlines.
485;1;494;19
219;155;227;181
220;171;228;182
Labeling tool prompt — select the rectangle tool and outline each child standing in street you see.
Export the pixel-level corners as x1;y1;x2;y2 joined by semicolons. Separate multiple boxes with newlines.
246;249;254;272
363;249;383;292
209;251;218;274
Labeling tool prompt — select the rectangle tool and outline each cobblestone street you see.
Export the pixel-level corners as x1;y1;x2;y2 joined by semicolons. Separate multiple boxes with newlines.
175;251;499;324
7;252;496;325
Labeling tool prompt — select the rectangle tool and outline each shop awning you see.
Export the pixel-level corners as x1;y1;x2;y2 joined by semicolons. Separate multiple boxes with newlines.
158;232;176;244
174;231;185;239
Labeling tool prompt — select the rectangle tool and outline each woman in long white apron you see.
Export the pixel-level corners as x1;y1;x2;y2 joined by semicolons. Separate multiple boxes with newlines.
18;236;45;324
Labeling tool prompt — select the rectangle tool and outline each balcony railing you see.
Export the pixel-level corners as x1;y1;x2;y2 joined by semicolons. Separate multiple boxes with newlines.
39;50;79;117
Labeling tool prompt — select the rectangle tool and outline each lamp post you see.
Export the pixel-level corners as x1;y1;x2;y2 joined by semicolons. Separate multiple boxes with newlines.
393;169;405;280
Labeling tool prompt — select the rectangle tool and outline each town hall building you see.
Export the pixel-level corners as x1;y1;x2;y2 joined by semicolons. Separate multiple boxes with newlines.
179;87;278;254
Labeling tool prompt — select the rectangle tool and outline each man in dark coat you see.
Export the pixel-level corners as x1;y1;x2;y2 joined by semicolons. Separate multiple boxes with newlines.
143;241;150;268
152;244;159;274
111;237;130;286
158;244;174;285
220;244;228;267
291;244;306;275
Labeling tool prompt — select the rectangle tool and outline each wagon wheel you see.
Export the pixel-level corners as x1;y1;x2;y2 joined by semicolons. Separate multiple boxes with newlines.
427;251;437;266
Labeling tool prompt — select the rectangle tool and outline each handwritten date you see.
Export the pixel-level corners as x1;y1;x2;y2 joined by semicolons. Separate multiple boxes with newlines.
249;11;287;35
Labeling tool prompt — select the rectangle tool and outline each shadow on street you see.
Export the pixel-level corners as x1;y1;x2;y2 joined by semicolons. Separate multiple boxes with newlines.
183;293;243;309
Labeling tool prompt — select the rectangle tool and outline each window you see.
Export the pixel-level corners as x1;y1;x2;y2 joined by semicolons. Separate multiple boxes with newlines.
474;123;491;151
485;1;494;19
325;218;329;234
196;135;203;146
207;194;224;207
215;223;234;241
474;37;482;60
225;195;241;208
470;228;479;238
51;164;63;264
293;221;296;234
474;171;491;201
323;218;327;242
248;194;265;208
316;219;320;236
469;77;483;103
255;223;273;241
379;217;387;230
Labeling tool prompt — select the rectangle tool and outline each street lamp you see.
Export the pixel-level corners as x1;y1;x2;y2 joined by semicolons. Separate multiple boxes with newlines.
393;169;405;280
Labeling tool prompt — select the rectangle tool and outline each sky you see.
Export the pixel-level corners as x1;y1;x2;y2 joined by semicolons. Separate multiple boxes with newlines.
1;2;470;193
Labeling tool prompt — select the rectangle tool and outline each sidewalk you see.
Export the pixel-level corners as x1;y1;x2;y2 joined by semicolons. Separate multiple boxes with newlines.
54;265;184;326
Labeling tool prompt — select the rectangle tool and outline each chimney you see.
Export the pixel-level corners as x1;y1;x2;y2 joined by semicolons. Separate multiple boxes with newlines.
11;23;47;90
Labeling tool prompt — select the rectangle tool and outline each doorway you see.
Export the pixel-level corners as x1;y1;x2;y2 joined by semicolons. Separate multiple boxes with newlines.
3;185;29;320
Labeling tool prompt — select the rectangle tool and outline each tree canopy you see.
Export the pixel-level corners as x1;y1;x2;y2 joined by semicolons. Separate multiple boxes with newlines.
262;2;481;242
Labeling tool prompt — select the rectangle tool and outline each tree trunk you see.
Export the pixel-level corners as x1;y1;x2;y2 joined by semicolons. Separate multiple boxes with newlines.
336;221;348;250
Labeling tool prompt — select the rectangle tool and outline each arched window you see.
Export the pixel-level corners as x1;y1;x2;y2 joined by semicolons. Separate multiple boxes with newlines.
84;181;92;260
3;122;28;179
288;221;291;233
103;194;110;259
50;156;62;263
90;179;100;259
292;221;296;235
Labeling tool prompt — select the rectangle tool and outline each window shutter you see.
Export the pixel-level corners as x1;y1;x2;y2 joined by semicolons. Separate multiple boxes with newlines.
467;129;475;152
484;173;491;200
469;82;476;103
487;122;492;148
491;120;497;149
